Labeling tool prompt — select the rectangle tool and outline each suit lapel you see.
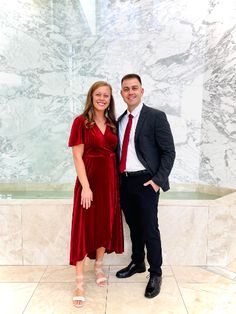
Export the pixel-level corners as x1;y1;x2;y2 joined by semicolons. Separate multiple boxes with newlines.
117;110;127;124
117;105;148;153
117;110;127;138
117;110;127;159
134;104;148;142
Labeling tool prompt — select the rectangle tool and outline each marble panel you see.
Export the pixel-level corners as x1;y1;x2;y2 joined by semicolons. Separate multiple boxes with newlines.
0;0;235;188
159;205;208;265
207;204;236;266
0;266;46;282
226;259;236;274
179;283;236;314
172;266;234;284
106;277;187;314
0;205;22;265
0;283;37;314
199;1;236;189
40;265;74;283
1;193;235;266
22;204;72;265
24;282;106;314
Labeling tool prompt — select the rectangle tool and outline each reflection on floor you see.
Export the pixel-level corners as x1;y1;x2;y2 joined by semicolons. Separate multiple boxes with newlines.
0;260;235;314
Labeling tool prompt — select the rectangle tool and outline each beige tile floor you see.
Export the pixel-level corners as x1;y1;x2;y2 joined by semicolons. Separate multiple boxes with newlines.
0;260;235;314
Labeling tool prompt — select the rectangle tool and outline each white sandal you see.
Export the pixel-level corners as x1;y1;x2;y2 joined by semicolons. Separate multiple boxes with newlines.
94;261;107;287
72;275;85;308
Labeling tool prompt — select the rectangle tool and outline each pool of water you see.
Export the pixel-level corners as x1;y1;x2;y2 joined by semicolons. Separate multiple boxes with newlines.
160;191;218;200
0;190;219;200
0;191;73;199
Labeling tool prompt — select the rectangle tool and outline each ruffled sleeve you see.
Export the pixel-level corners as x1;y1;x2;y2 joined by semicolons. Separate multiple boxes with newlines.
68;115;85;147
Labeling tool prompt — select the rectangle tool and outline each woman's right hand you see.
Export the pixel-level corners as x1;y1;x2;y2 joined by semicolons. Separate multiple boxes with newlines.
81;187;93;209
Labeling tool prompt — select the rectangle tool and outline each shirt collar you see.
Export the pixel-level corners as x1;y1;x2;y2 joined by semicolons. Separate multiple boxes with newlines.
127;102;143;118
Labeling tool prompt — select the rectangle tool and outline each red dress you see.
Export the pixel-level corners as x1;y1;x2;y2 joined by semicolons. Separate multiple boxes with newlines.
68;115;124;265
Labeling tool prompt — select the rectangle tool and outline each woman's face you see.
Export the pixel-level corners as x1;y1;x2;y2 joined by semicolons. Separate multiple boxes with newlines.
92;85;111;113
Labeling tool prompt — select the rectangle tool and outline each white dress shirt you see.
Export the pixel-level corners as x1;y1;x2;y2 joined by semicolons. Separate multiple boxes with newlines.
119;103;146;172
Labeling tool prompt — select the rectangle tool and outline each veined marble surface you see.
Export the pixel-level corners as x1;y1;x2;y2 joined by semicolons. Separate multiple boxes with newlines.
0;264;235;313
0;0;235;188
1;191;235;266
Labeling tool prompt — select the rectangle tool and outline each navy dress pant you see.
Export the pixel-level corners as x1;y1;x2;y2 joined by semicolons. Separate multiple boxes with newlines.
120;172;162;276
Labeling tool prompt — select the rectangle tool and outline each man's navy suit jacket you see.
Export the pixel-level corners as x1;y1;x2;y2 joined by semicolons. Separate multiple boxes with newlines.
117;104;176;192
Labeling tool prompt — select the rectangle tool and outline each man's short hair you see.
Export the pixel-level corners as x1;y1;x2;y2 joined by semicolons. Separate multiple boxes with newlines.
121;74;142;85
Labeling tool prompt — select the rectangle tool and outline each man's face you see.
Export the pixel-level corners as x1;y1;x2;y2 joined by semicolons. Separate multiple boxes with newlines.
121;78;144;110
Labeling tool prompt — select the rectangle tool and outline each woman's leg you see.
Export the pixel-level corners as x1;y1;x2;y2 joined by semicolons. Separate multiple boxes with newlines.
73;256;86;307
96;247;105;261
94;247;107;287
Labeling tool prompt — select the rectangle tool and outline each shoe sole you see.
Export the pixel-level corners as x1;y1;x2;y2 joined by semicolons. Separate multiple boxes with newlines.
144;290;160;298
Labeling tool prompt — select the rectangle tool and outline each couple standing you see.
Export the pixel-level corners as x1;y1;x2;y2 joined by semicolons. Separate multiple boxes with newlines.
68;74;176;308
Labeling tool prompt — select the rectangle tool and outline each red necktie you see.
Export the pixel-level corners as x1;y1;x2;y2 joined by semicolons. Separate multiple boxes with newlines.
120;114;133;173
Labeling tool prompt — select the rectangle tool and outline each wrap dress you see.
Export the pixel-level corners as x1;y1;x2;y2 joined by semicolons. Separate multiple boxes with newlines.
68;115;124;264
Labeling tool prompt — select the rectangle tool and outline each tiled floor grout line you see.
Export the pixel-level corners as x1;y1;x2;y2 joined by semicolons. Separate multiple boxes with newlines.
22;266;48;313
104;265;111;314
0;264;235;313
170;265;189;314
38;265;49;283
21;281;40;314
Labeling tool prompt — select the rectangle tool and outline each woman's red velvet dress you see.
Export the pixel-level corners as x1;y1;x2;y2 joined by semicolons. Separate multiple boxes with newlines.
68;115;124;265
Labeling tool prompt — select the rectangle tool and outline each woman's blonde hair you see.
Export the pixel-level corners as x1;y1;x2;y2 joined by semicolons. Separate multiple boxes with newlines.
82;81;117;132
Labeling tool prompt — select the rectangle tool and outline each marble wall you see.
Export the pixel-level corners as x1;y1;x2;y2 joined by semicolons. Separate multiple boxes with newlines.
0;0;235;188
1;191;235;265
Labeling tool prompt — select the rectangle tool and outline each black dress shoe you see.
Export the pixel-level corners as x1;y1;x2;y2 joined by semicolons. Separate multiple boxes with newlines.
145;275;162;298
116;261;146;278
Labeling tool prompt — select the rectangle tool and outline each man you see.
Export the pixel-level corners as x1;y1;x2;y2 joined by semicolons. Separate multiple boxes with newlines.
116;74;175;298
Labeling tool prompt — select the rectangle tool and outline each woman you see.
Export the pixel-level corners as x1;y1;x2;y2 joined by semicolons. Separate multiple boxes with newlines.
68;81;124;307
